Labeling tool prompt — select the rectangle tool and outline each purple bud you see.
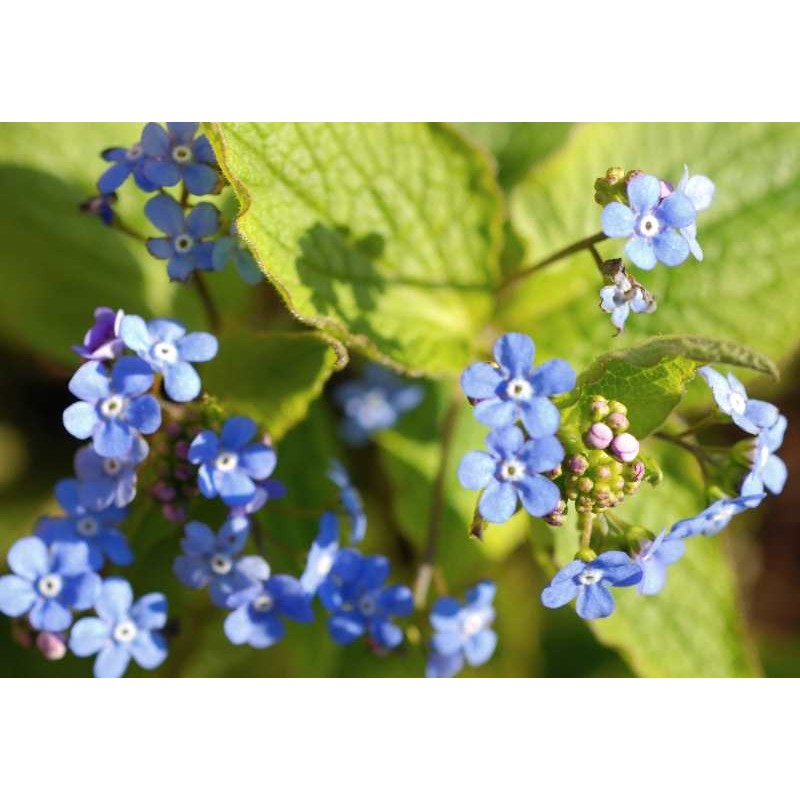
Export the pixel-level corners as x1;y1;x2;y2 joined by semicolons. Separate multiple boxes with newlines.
151;481;176;502
629;460;645;481
606;412;629;433
166;422;183;438
36;631;67;661
72;307;124;361
162;503;187;524
174;464;193;482
610;433;640;463
584;422;613;450
567;454;589;475
174;440;190;460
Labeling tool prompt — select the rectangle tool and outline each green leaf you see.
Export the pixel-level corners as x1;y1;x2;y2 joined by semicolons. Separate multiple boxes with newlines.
202;331;340;440
506;123;800;372
562;334;778;437
206;122;503;376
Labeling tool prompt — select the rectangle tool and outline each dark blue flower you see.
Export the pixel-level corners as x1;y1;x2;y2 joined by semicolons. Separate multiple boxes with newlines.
670;495;762;539
141;122;219;196
73;435;148;510
212;227;263;285
458;425;563;523
80;193;117;226
318;549;413;649
97;141;157;193
742;414;788;499
332;364;424;446
426;580;497;678
120;315;218;402
188;416;277;507
69;577;168;678
173;517;256;608
601;173;697;270
635;531;685;595
541;551;642;620
300;512;340;597
328;460;367;543
72;307;125;361
229;478;287;517
145;194;220;282
35;479;132;569
63;356;161;458
223;564;313;648
698;367;779;435
461;333;575;437
0;537;100;632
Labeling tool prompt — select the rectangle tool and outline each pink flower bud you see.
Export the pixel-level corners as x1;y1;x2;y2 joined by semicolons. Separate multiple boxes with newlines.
36;631;67;661
610;433;640;463
162;504;187;524
174;440;190;460
584;422;613;450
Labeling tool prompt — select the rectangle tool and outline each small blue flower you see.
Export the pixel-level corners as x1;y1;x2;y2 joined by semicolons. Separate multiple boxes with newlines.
0;537;100;632
69;577;168;678
461;333;575;437
300;512;340;597
140;122;219;196
677;165;715;260
120;315;218;403
97;141;157;193
73;435;148;510
458;425;563;523
80;193;117;226
670;495;761;539
541;551;642;620
328;460;367;543
635;531;685;595
601;173;697;270
35;479;132;569
318;549;413;649
223;564;313;648
599;274;655;333
742;414;788;498
426;580;497;678
63;356;161;458
188;416;277;507
698;366;779;435
72;307;125;362
173;517;255;608
145;194;220;282
229;478;288;517
332;364;424;445
212;227;263;285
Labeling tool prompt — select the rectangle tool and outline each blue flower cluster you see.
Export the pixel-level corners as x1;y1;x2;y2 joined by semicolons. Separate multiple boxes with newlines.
458;333;575;524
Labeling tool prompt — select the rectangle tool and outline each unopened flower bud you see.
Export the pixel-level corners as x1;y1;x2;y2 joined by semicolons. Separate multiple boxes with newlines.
174;440;190;460
151;481;176;502
589;396;610;421
610;433;640;463
606;412;629;433
578;476;594;493
36;631;67;661
567;454;589;475
608;400;628;417
584;422;613;450
162;503;187;524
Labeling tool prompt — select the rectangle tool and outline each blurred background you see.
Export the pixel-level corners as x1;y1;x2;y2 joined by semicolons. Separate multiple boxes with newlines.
0;122;798;677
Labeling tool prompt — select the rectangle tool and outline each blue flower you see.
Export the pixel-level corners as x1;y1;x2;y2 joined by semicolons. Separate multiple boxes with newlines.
223;564;314;648
635;531;685;595
35;479;132;569
300;512;340;596
120;315;218;402
72;307;125;362
73;435;148;510
0;537;99;632
332;364;424;445
698;367;779;435
670;495;761;539
426;580;497;678
601;173;697;270
742;414;788;498
97;141;157;193
80;193;117;226
140;122;219;196
229;478;288;517
69;577;168;678
145;194;220;282
599;273;656;333
458;425;563;523
461;333;575;437
541;551;642;620
328;460;367;543
677;165;715;260
63;356;161;458
318;549;413;649
173;517;255;608
188;416;277;507
212;227;263;285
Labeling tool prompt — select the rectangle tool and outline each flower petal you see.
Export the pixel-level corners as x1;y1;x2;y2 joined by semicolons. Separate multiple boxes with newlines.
652;229;690;267
461;362;502;399
479;479;517;523
625;235;657;271
519;397;560;438
457;451;496;490
576;583;615;620
145;194;185;236
601;202;635;237
493;333;534;378
627;174;660;213
517;473;560;517
532;358;575;396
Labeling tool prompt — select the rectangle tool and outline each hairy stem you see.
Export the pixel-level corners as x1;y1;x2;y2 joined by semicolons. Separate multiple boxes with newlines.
193;272;220;334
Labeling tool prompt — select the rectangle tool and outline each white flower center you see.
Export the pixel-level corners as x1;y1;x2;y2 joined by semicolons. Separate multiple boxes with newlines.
103;457;122;476
37;573;63;598
214;451;239;472
358;595;377;616
210;553;233;575
77;516;99;537
113;621;137;643
316;553;334;576
172;145;192;164
500;459;525;482
638;213;660;238
127;144;143;159
729;392;747;415
153;341;178;363
100;394;126;419
578;567;604;586
506;378;532;401
462;611;484;637
174;234;194;253
252;593;274;612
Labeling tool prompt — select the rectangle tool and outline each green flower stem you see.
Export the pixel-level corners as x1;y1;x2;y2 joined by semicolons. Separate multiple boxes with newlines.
110;217;146;242
499;231;608;292
579;511;594;550
192;272;220;334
